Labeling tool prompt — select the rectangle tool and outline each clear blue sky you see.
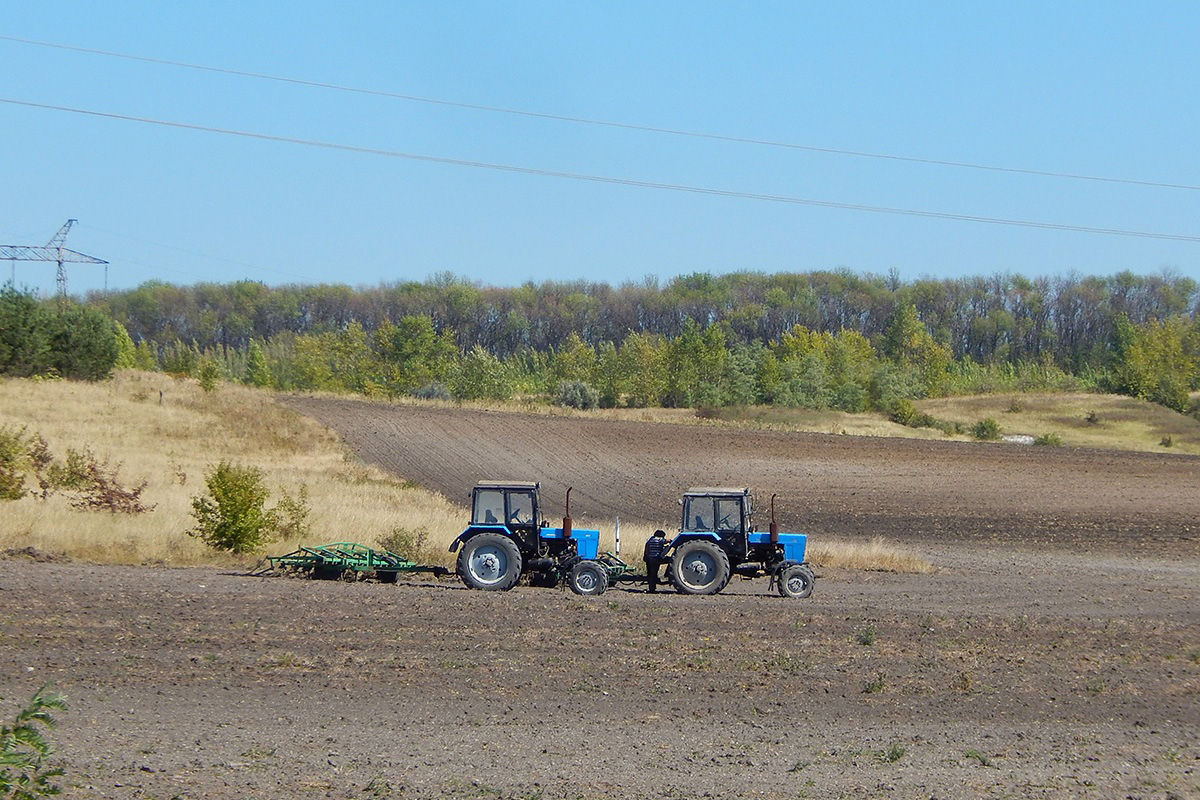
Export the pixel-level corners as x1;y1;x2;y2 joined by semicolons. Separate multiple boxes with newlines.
2;2;1198;296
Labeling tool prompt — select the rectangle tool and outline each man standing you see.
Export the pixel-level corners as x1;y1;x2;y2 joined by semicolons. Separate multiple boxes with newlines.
643;529;669;593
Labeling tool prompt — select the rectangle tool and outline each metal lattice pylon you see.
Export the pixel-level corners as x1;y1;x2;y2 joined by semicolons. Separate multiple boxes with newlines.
0;219;108;298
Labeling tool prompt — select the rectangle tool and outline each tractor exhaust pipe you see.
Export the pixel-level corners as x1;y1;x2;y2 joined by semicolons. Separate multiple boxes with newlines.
562;487;573;539
769;493;779;545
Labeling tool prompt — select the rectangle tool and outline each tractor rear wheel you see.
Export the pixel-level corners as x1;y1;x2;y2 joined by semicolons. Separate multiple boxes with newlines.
669;540;731;595
567;560;609;596
777;564;815;599
457;533;522;591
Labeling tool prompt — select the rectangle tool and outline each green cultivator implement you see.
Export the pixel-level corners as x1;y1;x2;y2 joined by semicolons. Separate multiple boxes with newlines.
261;542;449;582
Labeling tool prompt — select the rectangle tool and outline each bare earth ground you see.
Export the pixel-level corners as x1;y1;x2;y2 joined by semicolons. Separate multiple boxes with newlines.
3;398;1199;799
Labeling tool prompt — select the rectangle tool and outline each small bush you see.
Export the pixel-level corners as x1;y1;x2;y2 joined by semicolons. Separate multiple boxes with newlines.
855;624;878;646
879;743;907;763
1006;398;1024;413
1085;409;1101;425
1160;435;1173;448
555;380;600;410
0;426;29;501
188;462;278;553
411;382;450;401
888;399;917;426
196;358;221;393
69;453;154;514
378;525;429;557
0;685;68;798
862;674;886;694
272;485;311;540
1033;432;1064;447
970;418;1002;441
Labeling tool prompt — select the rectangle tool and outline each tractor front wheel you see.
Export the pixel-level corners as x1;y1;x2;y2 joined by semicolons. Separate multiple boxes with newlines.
457;533;522;591
777;564;815;599
669;540;731;595
567;560;609;596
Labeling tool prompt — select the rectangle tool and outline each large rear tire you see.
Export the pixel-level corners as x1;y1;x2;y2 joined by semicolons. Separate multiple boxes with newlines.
568;560;609;596
457;533;522;591
776;564;815;599
669;540;731;595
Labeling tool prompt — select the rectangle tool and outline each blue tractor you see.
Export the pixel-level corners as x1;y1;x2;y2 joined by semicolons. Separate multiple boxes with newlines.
449;481;609;595
666;488;815;598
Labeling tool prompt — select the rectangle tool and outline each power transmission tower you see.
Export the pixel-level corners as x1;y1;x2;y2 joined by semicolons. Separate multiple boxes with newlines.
1;219;109;298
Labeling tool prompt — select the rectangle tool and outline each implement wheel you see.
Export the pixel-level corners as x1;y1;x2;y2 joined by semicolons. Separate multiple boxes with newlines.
777;564;815;599
568;560;609;596
669;540;730;595
457;533;522;591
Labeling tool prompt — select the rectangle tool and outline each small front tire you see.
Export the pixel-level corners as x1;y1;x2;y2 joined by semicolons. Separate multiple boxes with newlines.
568;560;609;596
777;564;815;599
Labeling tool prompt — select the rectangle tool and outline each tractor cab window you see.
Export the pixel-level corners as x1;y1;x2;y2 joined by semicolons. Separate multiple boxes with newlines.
683;497;715;531
473;490;506;525
507;491;535;526
715;498;743;533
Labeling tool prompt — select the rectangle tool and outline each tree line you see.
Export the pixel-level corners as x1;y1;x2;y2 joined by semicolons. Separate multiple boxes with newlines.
2;269;1198;416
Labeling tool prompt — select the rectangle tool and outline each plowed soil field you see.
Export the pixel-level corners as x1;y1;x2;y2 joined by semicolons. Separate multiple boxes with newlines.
3;398;1198;799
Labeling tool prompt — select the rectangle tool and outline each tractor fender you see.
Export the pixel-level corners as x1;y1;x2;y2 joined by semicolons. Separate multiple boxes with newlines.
770;558;804;576
667;532;722;550
448;525;512;552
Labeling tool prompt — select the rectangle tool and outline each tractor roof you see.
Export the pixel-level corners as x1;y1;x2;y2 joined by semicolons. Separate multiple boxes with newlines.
474;481;540;490
684;487;751;498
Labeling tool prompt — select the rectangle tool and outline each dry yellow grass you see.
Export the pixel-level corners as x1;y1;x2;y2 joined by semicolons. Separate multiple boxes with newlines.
918;392;1200;455
808;536;935;574
0;371;464;566
0;372;932;574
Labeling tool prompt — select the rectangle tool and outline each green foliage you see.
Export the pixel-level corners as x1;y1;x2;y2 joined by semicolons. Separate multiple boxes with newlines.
0;685;68;798
1108;314;1198;412
243;339;272;388
112;322;138;369
1033;432;1064;447
0;426;30;501
450;346;513;401
47;304;120;380
971;418;1002;441
0;287;53;378
855;624;877;646
271;485;311;540
196;357;222;392
555;380;600;410
188;462;277;553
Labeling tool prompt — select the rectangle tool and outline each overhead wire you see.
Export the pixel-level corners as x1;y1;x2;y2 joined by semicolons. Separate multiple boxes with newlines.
3;96;1199;244
2;33;1197;192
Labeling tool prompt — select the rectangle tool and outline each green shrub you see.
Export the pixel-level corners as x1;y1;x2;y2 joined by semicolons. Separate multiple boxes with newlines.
1033;432;1064;447
888;399;917;426
555;380;600;410
970;418;1002;441
196;358;221;393
412;382;450;401
0;426;29;501
0;685;68;798
1160;435;1173;448
188;462;277;553
272;485;311;540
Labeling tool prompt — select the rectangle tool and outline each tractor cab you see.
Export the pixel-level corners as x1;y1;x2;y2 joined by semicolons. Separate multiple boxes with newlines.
679;487;752;561
453;480;603;594
668;487;814;598
471;481;541;550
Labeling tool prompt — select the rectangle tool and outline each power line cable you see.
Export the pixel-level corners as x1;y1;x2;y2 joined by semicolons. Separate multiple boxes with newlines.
81;224;316;282
2;33;1197;193
3;96;1199;244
